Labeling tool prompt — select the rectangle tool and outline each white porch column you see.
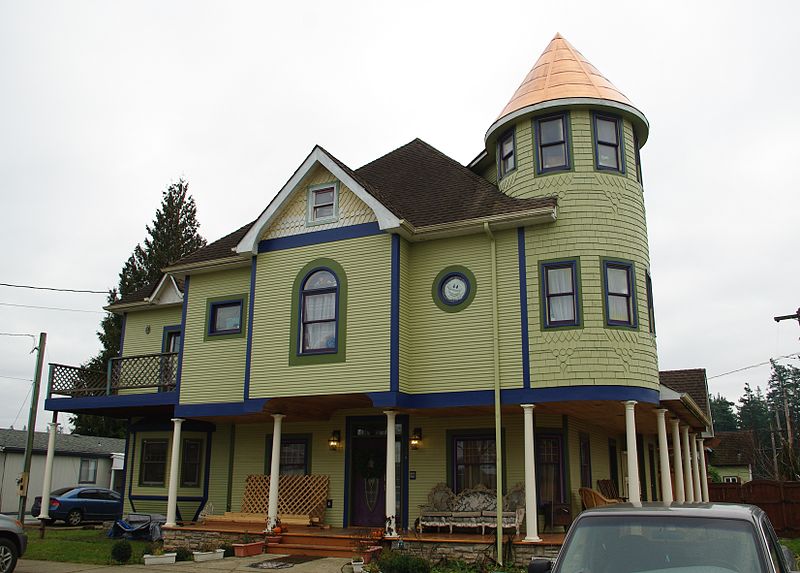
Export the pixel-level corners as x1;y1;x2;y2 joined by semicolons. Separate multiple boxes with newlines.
36;418;59;520
697;437;710;502
671;419;685;503
165;418;184;527
624;401;641;504
655;409;673;504
690;434;702;502
267;414;285;531
521;404;541;542
384;410;398;538
680;425;694;503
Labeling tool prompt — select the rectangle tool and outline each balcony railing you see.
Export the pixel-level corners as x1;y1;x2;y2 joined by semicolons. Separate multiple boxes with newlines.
48;352;178;398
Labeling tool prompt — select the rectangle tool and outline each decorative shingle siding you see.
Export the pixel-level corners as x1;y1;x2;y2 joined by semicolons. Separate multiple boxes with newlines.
122;307;182;357
498;110;657;390
261;165;377;240
405;230;522;394
180;267;251;404
249;234;391;398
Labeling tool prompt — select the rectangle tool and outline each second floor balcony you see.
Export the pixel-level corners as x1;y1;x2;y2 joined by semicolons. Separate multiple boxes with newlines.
48;352;178;399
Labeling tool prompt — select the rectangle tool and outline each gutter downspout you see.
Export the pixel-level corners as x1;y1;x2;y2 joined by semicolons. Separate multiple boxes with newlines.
484;222;504;566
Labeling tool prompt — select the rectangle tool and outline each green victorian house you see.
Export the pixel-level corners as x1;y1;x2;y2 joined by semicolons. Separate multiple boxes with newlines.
45;35;713;557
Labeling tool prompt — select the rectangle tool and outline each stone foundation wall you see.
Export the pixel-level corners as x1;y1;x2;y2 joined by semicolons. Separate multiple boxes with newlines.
401;540;559;567
163;528;254;551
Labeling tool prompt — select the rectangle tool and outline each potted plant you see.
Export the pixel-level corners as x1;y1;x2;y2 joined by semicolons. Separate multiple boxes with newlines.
232;533;264;557
143;543;177;566
351;554;365;573
265;522;283;544
192;541;225;562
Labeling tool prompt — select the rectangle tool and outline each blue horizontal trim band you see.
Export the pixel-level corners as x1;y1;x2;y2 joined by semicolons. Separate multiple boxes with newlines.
174;399;268;417
45;391;178;412
258;222;382;253
368;386;660;409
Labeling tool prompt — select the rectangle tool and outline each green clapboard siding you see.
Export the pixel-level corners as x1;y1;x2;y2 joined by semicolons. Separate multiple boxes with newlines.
180;266;251;404
122;307;182;357
128;430;207;499
405;230;522;393
249;234;391;398
506;110;658;390
207;424;231;515
567;417;619;511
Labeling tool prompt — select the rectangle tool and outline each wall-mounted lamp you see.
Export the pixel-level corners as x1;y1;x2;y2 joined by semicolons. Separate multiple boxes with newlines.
329;430;341;451
410;428;423;450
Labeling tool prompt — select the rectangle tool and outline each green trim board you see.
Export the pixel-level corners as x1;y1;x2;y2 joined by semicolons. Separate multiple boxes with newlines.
289;257;348;365
538;256;583;330
431;265;477;313
203;293;248;341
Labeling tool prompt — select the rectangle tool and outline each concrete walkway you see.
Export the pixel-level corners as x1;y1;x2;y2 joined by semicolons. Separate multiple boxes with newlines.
17;555;351;573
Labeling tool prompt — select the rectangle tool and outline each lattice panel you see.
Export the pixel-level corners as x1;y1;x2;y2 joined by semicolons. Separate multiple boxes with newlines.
110;352;177;392
241;474;329;522
49;364;107;397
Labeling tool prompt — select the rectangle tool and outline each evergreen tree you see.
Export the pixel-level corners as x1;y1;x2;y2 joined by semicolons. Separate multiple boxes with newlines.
738;383;776;479
710;393;738;432
765;360;800;479
72;179;206;437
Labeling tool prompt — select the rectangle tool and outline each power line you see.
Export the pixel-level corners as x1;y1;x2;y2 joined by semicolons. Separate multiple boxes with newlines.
0;301;104;314
0;282;107;294
708;353;800;380
0;333;36;339
0;375;32;382
11;382;33;429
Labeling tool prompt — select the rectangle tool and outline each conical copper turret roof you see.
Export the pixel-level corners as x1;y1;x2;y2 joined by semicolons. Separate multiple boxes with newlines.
497;33;634;120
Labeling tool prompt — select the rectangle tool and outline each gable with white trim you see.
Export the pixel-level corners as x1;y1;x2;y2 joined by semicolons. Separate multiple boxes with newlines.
261;164;377;240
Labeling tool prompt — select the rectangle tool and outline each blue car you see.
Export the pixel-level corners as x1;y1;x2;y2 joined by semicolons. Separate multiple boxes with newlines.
31;486;122;526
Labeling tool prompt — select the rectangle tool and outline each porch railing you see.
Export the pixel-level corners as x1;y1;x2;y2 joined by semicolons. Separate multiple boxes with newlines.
48;352;178;398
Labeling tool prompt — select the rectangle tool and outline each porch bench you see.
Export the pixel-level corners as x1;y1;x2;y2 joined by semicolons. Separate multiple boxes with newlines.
418;483;525;535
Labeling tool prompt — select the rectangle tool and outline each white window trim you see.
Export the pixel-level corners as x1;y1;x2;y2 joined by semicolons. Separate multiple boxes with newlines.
306;181;340;226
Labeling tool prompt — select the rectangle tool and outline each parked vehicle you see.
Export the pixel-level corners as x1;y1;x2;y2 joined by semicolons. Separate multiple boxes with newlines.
530;503;798;573
31;486;122;526
0;514;27;573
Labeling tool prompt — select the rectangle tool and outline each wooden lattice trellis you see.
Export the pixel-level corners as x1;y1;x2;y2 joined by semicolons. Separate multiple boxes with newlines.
240;474;329;523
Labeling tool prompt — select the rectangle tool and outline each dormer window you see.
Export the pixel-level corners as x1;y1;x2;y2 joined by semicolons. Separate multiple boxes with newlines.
307;182;339;225
497;128;516;179
593;113;625;172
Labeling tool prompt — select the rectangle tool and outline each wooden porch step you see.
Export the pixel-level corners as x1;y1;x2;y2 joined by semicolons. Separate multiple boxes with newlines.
266;542;353;558
281;533;354;548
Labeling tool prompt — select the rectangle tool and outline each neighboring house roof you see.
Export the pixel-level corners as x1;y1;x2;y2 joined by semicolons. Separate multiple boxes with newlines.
710;431;754;467
496;33;635;122
0;429;124;457
659;368;710;420
355;138;557;228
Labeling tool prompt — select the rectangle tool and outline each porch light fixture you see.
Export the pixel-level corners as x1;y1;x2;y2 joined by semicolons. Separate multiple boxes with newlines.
328;430;341;451
410;428;422;450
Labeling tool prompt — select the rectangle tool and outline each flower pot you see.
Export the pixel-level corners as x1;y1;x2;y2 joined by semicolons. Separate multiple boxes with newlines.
143;553;177;565
193;549;225;562
363;546;382;564
265;535;282;544
351;559;364;573
233;541;264;557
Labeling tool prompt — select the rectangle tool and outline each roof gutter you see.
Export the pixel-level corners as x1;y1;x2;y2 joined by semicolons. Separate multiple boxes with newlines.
162;254;250;277
401;205;557;242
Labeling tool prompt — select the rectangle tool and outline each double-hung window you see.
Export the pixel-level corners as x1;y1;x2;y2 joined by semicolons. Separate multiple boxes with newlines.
497;128;516;178
603;260;637;327
180;438;203;488
536;114;570;173
266;436;310;475
308;183;338;224
633;130;643;184
541;260;580;328
79;458;97;484
645;271;655;334
300;269;339;353
139;439;168;486
452;434;496;493
208;300;243;336
594;113;624;172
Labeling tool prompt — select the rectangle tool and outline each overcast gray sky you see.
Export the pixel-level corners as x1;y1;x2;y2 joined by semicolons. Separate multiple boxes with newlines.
1;0;798;431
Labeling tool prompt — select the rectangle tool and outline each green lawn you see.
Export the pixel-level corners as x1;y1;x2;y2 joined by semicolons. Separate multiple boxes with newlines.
783;538;800;559
23;527;152;565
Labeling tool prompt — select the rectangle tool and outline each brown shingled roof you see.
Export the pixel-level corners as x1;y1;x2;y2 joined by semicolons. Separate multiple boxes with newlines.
659;369;710;419
355;138;556;227
710;431;754;467
169;220;255;267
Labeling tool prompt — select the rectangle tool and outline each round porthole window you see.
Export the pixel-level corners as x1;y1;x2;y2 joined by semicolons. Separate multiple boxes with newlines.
432;266;477;312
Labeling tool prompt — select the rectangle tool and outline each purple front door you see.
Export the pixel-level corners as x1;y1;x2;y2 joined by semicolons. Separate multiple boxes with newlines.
349;436;386;527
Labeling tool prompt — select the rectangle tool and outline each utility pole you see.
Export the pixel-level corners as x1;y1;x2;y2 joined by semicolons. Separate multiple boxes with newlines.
17;332;46;522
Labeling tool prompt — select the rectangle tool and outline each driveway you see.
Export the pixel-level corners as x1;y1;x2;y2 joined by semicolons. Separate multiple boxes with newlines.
18;555;352;573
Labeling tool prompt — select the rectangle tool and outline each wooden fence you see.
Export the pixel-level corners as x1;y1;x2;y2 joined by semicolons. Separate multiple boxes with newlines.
708;480;800;535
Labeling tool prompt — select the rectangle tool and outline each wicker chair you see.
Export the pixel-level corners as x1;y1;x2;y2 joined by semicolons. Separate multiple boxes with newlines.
597;479;626;501
579;487;620;509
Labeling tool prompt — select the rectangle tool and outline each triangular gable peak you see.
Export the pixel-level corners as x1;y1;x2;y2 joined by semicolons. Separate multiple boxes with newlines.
236;147;401;254
260;164;378;241
147;275;183;306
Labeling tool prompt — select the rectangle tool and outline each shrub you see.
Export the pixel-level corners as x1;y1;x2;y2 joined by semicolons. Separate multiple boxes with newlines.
110;540;132;564
221;543;234;558
175;546;193;562
378;550;431;573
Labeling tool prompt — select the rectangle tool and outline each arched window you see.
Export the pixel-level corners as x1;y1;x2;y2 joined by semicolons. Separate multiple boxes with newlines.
300;269;339;353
